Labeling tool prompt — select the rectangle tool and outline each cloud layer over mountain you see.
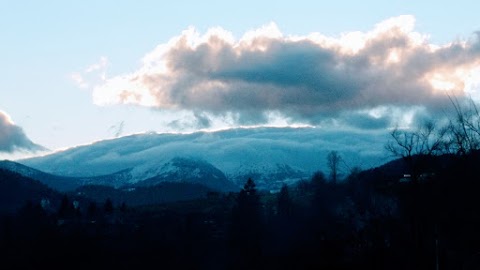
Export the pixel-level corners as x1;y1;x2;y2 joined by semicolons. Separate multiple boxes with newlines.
21;127;389;180
0;111;45;153
91;16;480;129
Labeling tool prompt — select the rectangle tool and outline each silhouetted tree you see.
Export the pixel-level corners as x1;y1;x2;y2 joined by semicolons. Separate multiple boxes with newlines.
327;151;342;183
19;200;47;222
385;120;451;268
446;95;480;155
311;171;340;228
104;198;114;215
87;201;97;219
58;195;74;219
230;178;263;268
386;120;447;182
234;178;261;225
277;185;292;218
311;171;327;192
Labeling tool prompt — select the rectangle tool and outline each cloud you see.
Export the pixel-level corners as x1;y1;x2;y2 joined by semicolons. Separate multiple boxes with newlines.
22;127;390;178
71;56;109;89
85;56;109;73
0;111;46;153
70;72;89;89
91;16;480;128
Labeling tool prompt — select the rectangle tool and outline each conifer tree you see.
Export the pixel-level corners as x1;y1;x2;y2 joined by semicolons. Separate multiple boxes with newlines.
58;195;75;219
277;184;292;217
104;198;114;215
230;178;263;267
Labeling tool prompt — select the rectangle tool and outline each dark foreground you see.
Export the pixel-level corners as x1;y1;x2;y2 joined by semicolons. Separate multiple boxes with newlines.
2;152;480;270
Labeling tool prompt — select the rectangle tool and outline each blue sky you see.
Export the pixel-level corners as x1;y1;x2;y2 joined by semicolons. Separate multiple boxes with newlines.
1;0;480;158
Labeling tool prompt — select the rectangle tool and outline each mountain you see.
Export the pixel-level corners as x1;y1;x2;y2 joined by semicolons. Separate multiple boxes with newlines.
0;160;83;192
0;160;140;192
0;160;227;210
1;157;236;193
229;162;307;191
134;157;239;192
20;127;391;190
0;169;62;214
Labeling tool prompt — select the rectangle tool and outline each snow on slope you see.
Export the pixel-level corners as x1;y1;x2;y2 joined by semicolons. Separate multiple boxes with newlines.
19;127;391;189
135;157;239;192
229;162;307;191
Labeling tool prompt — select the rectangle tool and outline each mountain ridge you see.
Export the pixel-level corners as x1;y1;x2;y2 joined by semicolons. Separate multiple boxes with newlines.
19;127;390;190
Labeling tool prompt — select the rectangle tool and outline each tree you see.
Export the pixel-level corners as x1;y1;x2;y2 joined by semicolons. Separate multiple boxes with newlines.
242;178;258;197
104;198;114;215
385;120;447;182
385;120;450;266
87;202;97;219
386;121;447;157
310;171;339;223
234;178;261;226
446;95;480;155
277;184;292;217
327;151;342;183
230;178;263;267
58;195;75;219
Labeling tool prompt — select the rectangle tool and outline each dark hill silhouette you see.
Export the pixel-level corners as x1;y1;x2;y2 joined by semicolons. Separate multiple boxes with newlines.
74;182;215;206
0;160;142;191
0;169;62;214
0;160;83;192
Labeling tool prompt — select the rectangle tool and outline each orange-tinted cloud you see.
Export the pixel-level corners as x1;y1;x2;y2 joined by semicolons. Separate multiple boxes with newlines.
91;16;480;128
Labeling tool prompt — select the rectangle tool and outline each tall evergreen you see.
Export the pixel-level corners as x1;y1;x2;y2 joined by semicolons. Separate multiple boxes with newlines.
58;195;74;219
277;184;292;218
230;178;263;268
104;198;114;214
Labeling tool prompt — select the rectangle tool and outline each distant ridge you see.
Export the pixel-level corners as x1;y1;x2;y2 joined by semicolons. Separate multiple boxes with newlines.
0;168;62;214
20;127;390;190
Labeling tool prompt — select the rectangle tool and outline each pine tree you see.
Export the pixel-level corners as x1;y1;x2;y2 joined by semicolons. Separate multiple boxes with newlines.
277;184;292;217
87;202;97;219
58;195;74;219
230;178;263;267
104;198;114;215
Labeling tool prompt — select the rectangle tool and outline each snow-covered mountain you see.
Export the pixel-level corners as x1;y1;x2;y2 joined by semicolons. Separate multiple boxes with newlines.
19;127;391;190
134;157;238;191
0;158;237;192
229;162;307;191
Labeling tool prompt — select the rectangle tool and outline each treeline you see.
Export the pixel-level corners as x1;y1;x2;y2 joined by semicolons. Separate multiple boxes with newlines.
2;148;480;269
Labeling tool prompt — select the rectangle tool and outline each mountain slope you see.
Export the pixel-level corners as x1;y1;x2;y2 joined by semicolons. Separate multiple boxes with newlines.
0;160;83;192
20;127;390;190
135;157;239;192
0;169;62;214
229;162;307;191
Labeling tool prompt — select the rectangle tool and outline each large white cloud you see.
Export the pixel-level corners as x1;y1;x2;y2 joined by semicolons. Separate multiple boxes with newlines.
0;111;45;153
91;16;480;129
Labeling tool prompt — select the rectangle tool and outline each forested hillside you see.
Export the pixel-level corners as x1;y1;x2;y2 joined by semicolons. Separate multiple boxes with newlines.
2;149;480;269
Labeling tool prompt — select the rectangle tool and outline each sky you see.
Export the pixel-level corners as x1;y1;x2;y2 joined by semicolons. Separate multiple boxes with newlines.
1;0;480;159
